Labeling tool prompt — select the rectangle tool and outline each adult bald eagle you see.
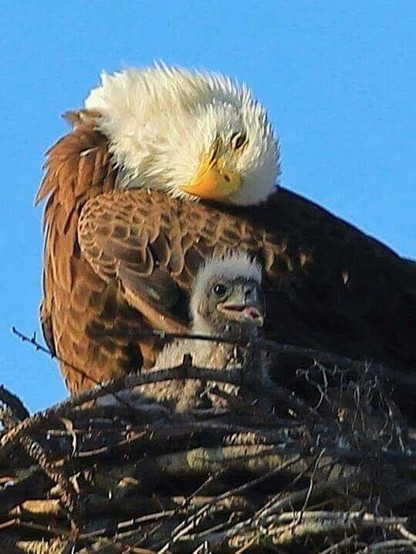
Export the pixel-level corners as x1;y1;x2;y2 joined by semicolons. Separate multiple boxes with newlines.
37;64;416;394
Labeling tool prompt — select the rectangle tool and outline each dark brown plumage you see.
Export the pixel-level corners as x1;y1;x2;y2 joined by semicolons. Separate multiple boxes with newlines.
37;111;416;394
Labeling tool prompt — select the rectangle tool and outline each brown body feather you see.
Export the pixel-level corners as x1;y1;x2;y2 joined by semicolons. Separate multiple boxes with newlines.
37;112;416;394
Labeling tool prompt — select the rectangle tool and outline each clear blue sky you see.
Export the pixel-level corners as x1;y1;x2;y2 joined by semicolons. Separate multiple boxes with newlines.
0;2;414;412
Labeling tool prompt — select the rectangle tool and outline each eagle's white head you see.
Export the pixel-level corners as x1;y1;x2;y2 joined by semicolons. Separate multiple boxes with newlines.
85;64;280;206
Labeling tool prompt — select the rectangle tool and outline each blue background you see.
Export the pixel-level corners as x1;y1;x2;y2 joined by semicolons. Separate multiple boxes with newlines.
0;2;414;412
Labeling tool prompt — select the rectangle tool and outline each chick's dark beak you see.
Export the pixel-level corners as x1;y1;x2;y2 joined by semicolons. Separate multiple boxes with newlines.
217;283;265;327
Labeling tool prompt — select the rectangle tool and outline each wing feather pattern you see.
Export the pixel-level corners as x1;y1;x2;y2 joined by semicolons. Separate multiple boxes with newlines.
37;113;147;393
79;187;416;373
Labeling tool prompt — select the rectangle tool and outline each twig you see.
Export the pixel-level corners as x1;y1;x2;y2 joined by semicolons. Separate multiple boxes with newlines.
156;454;304;551
0;385;30;422
317;535;361;553
354;539;416;552
396;524;416;543
16;434;79;523
153;445;309;477
11;326;149;412
13;326;416;388
257;472;368;523
0;364;243;462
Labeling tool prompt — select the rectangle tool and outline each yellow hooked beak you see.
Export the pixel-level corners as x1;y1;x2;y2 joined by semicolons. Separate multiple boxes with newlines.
179;154;242;201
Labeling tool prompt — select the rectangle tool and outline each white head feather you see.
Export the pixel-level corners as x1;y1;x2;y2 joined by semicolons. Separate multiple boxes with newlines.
85;63;280;206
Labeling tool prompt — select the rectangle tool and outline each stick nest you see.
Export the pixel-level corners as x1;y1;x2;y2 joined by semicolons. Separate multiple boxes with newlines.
1;346;416;554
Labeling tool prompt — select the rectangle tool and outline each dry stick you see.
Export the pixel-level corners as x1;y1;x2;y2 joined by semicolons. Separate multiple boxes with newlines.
0;468;54;515
186;457;322;549
191;456;360;550
4;509;170;554
209;417;303;437
153;445;311;478
147;329;416;387
179;514;237;545
266;511;408;547
15;434;79;524
273;511;408;524
0;387;79;528
11;329;212;426
13;325;416;390
127;447;312;552
8;329;416;548
181;474;218;510
12;327;322;428
74;424;260;460
257;473;368;524
6;518;73;538
354;539;416;552
1;359;319;477
0;538;75;554
51;418;305;460
0;369;282;539
2;392;412;461
191;544;212;554
17;326;409;433
156;454;304;552
10;499;62;518
396;523;416;543
7;438;368;544
0;407;16;429
179;495;255;514
11;325;415;476
233;537;257;554
8;512;158;554
88;545;158;554
0;537;99;554
0;418;310;528
253;451;342;523
76;414;306;456
197;511;409;551
0;384;30;422
297;447;327;522
76;509;176;541
1;418;76;519
11;326;157;413
11;326;246;392
11;327;244;407
9;496;183;522
0;363;243;462
317;535;361;554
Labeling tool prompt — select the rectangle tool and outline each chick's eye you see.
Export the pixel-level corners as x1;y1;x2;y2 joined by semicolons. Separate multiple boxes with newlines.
213;283;227;297
231;132;247;150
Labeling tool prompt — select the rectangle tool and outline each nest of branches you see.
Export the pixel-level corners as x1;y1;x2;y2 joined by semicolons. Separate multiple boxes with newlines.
1;335;416;554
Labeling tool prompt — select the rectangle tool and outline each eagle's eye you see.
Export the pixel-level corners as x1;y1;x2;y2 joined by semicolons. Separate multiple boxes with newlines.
213;283;228;297
231;132;247;150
